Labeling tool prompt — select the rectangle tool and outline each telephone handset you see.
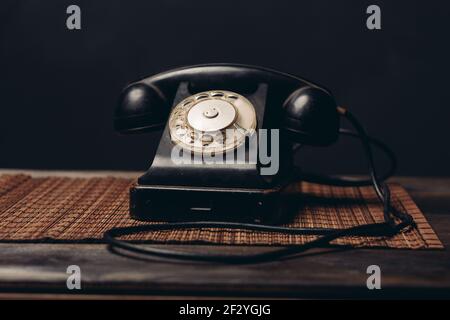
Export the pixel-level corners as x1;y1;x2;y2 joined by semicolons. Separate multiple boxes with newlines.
106;64;414;262
115;64;339;145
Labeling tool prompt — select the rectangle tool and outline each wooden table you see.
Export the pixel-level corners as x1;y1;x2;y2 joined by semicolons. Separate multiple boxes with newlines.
0;170;449;299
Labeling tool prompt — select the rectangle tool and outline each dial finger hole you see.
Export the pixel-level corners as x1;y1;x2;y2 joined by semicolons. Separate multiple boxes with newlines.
183;100;193;106
211;92;224;97
201;134;214;146
196;94;209;100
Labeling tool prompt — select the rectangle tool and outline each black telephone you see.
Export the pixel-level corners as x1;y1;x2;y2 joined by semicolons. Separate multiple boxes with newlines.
105;64;414;262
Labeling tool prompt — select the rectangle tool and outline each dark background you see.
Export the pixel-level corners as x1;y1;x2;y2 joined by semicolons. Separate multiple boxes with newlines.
1;0;449;175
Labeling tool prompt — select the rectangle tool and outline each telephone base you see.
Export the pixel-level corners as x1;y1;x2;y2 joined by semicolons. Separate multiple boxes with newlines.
130;183;290;223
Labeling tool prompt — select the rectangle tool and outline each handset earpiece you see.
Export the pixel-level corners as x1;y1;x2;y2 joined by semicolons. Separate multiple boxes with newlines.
114;83;168;134
282;86;340;146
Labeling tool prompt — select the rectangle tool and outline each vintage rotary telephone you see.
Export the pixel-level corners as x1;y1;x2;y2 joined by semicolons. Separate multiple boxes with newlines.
105;64;414;262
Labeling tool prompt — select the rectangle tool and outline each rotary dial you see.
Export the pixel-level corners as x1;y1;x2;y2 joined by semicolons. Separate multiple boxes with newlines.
168;90;257;154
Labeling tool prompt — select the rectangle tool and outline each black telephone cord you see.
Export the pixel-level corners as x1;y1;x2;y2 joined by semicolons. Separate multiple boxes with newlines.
104;108;415;263
300;127;397;186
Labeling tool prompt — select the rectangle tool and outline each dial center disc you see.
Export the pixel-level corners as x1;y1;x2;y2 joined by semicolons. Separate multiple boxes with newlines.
187;99;236;132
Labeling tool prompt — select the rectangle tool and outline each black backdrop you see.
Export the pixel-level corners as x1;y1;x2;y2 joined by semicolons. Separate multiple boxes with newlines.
1;0;449;175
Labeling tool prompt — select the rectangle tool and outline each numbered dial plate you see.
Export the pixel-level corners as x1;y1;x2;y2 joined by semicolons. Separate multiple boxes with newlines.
169;90;257;154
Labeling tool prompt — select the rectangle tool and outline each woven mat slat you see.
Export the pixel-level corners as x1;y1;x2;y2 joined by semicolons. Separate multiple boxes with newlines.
0;174;443;249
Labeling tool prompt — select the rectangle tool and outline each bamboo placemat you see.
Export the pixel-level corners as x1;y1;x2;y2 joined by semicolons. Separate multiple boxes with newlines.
0;174;443;249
